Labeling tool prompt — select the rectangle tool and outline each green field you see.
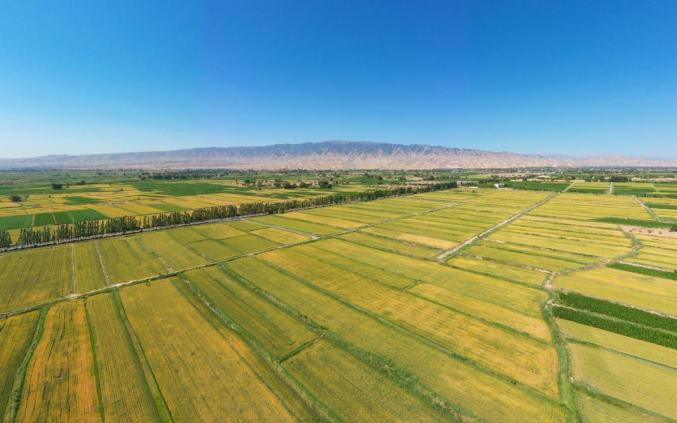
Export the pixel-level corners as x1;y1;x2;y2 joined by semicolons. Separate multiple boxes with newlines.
1;185;675;421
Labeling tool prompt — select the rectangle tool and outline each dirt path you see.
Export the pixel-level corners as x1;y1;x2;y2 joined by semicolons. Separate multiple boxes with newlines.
436;192;559;261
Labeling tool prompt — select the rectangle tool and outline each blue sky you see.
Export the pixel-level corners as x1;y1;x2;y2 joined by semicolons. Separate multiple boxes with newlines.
1;0;675;158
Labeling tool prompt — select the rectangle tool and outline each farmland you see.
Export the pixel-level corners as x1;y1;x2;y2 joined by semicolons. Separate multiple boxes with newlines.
0;185;676;421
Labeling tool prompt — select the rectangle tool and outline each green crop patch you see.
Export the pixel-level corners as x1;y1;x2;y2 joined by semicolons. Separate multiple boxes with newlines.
594;217;672;228
147;202;187;212
645;203;677;210
557;292;677;333
131;181;229;196
609;262;677;281
552;306;677;349
0;214;32;230
64;196;101;205
67;209;108;222
33;212;55;226
505;181;569;191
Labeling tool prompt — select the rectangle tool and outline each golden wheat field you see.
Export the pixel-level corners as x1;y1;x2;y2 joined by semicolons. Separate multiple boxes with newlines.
1;187;676;422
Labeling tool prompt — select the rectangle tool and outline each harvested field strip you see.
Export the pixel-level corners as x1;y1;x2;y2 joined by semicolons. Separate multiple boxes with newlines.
226;257;567;423
0;246;72;312
575;390;665;423
261;248;559;396
17;301;101;422
97;237;167;284
557;319;677;369
85;294;159;422
338;231;441;258
184;267;316;358
0;312;39;420
121;280;303;422
554;268;677;316
569;343;677;420
312;239;547;317
72;243;107;292
284;340;449;421
250;227;310;245
446;256;547;286
409;283;552;341
252;215;341;236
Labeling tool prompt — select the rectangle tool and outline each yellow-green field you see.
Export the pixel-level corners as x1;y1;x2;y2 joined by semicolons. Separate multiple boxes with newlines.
1;187;675;421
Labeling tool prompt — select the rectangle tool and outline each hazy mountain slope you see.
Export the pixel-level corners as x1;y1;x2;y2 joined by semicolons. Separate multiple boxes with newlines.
0;141;673;169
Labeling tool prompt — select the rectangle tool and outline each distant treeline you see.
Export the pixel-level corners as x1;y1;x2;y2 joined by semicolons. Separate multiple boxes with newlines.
0;181;456;249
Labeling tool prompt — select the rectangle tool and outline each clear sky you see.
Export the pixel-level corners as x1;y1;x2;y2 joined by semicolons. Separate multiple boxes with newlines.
1;0;675;158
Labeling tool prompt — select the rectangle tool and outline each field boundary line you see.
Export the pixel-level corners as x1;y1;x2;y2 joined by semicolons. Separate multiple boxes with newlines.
2;307;47;423
542;271;578;422
83;300;106;422
69;244;76;294
633;196;662;222
563;336;677;372
436;192;559;261
112;290;174;423
572;382;675;422
94;240;112;286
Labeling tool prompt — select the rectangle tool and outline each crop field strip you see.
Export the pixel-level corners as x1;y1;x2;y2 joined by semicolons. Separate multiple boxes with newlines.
2;186;676;421
0;190;572;423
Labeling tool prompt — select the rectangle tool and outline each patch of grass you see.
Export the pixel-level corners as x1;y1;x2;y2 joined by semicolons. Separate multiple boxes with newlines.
609;262;677;281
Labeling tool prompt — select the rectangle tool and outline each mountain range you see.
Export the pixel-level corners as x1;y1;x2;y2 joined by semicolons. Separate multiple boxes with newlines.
0;141;674;170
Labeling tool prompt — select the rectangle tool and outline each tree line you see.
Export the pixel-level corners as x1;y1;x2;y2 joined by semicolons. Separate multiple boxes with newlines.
0;182;456;249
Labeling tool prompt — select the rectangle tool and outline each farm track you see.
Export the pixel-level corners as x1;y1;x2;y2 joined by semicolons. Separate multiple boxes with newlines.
436;191;560;261
634;196;662;222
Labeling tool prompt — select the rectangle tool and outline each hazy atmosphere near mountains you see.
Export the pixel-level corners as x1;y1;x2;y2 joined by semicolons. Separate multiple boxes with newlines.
1;0;676;158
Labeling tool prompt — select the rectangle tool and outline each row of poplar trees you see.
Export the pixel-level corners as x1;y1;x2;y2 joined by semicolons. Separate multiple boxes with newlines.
0;181;456;248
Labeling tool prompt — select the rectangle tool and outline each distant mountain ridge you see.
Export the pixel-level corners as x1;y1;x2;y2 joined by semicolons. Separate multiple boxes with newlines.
0;141;674;170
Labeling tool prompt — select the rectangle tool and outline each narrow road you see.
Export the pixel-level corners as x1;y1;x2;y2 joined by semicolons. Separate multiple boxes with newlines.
436;191;559;261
